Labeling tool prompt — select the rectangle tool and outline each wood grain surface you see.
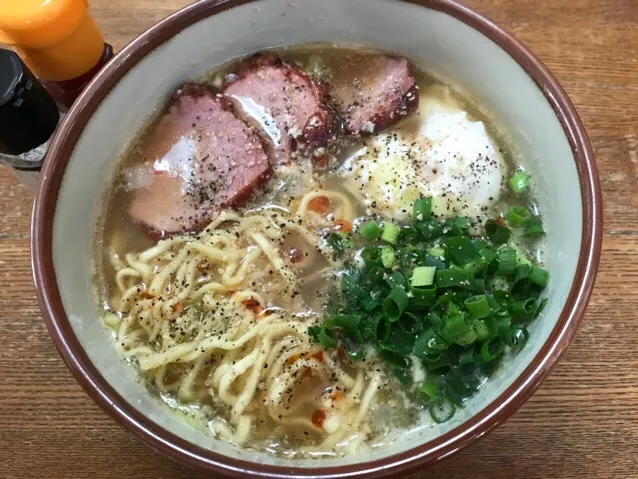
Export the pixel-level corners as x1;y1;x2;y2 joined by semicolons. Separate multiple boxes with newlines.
1;0;636;477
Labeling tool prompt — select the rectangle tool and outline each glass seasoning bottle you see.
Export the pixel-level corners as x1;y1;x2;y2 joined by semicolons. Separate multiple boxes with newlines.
0;49;61;190
0;0;113;110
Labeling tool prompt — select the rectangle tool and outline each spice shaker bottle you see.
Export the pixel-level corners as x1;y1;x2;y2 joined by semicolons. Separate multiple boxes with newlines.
0;0;113;110
0;49;61;190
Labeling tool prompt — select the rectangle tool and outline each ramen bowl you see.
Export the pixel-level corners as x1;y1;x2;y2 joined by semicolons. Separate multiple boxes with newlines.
31;0;602;477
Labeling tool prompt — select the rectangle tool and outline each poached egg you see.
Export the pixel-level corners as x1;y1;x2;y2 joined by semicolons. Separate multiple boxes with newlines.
343;85;506;222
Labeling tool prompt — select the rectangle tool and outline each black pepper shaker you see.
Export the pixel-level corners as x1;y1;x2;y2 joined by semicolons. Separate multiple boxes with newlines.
0;49;61;190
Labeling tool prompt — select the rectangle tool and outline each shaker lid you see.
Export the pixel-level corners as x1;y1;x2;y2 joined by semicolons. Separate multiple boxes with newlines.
0;49;60;156
0;0;86;48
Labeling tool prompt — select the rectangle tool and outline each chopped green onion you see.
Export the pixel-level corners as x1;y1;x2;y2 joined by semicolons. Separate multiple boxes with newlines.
379;349;408;368
435;268;474;289
413;197;432;221
421;353;451;371
419;378;440;402
485;219;512;245
487;295;502;313
413;328;448;358
459;347;475;365
381;221;401;244
316;327;337;349
376;316;392;343
506;326;529;349
455;328;478;346
325;314;360;331
472;319;490;342
399;227;421;244
530;265;549;287
411;266;436;287
382;287;409;321
386;271;406;289
444;216;471;237
516;251;532;267
422;254;448;270
382;326;416;357
381;246;396;269
360;245;379;264
505;205;532;226
359;221;381;242
397;246;419;268
464;259;487;276
464;295;490;319
415;218;443;240
444;236;479;266
533;298;548;319
409;284;437;308
497;248;517;275
327;232;353;258
309;198;549;419
360;310;383;341
441;304;473;345
480;337;504;362
398;312;420;334
509;298;537;316
522;217;545;237
479;247;497;264
429;397;456;423
367;265;385;281
509;170;531;194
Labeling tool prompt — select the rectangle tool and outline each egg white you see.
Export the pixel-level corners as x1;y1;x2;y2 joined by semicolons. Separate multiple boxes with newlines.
343;86;506;222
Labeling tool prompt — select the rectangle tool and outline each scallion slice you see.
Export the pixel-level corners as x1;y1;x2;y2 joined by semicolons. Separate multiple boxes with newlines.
359;220;381;242
398;312;420;334
381;221;400;244
529;265;549;287
444;236;479;266
508;297;537;316
464;295;490;319
413;197;432;221
497;248;517;275
429;397;456;423
381;246;396;269
435;268;474;289
480;337;504;362
505;205;532;226
411;266;436;287
506;326;529;349
522;217;545;237
382;287;409;321
485;219;512;245
419;378;440;402
409;284;437;308
509;170;531;194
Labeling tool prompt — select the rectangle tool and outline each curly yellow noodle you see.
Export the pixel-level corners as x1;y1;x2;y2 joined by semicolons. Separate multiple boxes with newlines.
105;190;384;454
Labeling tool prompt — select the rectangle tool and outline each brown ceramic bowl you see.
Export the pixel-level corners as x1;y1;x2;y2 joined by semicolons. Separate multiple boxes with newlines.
31;0;602;477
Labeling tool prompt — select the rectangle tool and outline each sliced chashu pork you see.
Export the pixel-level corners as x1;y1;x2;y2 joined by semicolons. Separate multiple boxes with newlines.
127;82;270;235
223;53;335;165
329;54;418;136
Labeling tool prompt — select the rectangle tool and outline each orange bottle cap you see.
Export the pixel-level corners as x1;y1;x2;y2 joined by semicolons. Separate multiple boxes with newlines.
0;0;89;48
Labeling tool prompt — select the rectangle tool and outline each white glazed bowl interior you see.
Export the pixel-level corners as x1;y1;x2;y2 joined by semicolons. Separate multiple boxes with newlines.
51;0;581;469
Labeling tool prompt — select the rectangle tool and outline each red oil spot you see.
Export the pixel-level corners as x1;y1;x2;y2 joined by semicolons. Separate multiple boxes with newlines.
288;247;305;263
243;298;264;315
312;409;327;428
308;195;330;215
332;219;352;233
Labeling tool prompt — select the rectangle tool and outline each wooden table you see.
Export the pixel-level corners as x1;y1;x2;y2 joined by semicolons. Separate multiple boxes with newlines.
1;0;636;477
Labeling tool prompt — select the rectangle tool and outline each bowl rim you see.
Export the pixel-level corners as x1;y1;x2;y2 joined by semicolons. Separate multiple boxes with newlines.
31;0;602;477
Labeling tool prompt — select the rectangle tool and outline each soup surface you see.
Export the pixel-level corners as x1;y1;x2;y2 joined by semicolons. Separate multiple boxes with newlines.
94;44;548;458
